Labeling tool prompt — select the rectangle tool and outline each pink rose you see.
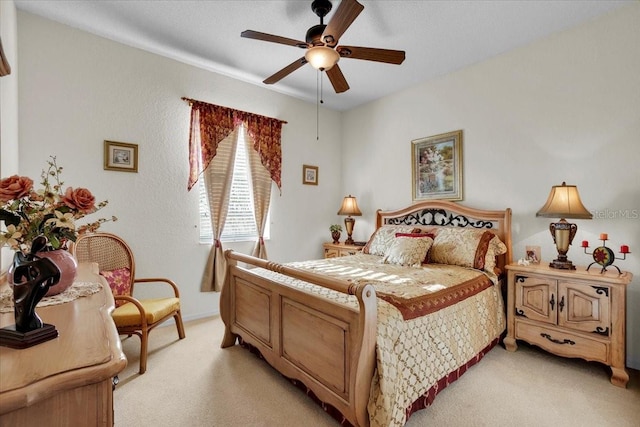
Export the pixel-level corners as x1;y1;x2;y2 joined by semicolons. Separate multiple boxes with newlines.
63;187;96;213
0;175;34;202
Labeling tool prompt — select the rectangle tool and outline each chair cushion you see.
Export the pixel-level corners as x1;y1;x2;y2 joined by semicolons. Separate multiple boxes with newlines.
100;267;132;307
112;297;180;327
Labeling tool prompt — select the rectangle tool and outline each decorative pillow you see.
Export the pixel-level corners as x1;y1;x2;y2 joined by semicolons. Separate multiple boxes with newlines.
484;237;508;277
395;232;436;264
408;226;439;236
363;225;417;256
100;267;132;307
395;232;436;239
381;236;434;267
429;228;507;277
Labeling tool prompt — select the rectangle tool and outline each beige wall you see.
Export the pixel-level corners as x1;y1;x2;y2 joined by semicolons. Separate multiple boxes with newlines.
342;4;640;368
0;0;19;272
15;10;342;321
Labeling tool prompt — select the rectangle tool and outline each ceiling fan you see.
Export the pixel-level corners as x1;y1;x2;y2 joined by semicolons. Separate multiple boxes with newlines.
241;0;405;94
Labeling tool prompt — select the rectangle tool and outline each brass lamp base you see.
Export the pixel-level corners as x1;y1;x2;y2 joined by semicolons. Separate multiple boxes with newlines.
549;219;578;270
344;216;355;245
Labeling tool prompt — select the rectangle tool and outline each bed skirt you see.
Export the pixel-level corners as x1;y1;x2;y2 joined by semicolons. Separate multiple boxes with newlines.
240;336;500;426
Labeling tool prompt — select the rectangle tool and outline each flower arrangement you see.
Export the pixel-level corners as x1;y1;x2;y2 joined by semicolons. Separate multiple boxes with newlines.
0;156;116;253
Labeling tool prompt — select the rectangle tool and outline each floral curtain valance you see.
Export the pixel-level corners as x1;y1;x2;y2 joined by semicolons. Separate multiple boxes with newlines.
184;98;286;192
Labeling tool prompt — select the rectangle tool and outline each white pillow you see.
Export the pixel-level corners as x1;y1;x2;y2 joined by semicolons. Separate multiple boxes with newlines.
381;236;434;267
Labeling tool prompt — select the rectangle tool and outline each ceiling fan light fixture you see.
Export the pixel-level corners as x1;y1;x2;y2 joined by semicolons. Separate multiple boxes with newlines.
305;46;340;70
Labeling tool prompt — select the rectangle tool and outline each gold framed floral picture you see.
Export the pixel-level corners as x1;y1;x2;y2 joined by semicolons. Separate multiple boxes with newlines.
411;130;463;201
104;140;138;173
303;164;318;185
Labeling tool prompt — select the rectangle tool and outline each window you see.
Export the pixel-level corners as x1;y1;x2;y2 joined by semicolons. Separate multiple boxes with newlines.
199;127;268;243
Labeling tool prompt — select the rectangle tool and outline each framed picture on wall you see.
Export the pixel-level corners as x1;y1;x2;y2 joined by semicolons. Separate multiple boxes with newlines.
302;164;318;185
411;130;463;201
104;140;138;173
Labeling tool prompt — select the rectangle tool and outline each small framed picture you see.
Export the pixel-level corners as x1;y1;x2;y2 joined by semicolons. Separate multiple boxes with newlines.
526;246;541;264
104;140;138;173
302;164;318;185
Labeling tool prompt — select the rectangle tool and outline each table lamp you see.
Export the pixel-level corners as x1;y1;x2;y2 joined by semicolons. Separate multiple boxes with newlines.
337;195;362;245
536;182;592;270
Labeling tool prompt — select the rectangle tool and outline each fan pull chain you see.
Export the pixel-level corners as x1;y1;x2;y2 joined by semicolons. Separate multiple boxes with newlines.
316;69;321;140
320;70;324;104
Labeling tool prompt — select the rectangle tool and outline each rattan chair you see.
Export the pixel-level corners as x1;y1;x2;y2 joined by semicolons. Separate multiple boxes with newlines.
71;232;185;374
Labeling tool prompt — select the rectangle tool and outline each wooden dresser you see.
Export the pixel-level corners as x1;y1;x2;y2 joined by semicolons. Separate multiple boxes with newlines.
504;263;632;387
0;263;126;425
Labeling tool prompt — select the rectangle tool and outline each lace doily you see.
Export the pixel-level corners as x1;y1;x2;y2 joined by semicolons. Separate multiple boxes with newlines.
0;281;103;313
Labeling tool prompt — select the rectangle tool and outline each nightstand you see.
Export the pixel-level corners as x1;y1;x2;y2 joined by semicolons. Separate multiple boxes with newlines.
323;242;363;258
504;263;633;387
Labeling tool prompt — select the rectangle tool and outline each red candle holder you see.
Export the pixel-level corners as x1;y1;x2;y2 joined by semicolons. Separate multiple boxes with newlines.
583;234;630;274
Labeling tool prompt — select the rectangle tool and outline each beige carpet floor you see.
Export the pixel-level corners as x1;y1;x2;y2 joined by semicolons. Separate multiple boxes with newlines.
114;316;640;427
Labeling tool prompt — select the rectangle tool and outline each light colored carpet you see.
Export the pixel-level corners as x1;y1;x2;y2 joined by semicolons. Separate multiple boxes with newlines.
115;316;640;427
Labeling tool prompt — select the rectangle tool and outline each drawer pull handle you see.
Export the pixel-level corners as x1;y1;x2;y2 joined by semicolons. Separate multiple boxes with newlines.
541;333;575;345
558;296;565;312
549;294;555;311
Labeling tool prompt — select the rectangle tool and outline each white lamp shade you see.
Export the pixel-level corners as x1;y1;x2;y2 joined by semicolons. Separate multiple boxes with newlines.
536;182;592;219
337;195;362;216
305;46;340;70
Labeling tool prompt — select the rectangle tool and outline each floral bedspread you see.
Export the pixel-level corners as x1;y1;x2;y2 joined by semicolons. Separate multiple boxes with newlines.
252;254;506;427
289;255;494;320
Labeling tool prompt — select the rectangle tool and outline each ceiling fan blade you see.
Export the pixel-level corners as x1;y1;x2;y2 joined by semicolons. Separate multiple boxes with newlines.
263;57;308;85
241;30;307;48
321;0;364;47
326;64;350;93
336;46;406;64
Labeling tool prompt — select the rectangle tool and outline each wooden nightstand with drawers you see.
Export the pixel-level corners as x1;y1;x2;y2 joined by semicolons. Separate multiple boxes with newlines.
504;263;633;387
323;242;363;258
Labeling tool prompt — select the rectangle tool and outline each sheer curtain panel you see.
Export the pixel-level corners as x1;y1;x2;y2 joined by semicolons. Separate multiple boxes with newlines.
184;98;285;291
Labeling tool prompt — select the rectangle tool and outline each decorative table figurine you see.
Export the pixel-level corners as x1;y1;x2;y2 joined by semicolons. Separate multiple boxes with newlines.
0;248;61;349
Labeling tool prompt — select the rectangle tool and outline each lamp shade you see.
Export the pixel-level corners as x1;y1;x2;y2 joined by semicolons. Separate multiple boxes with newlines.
305;46;340;70
337;195;362;216
536;182;592;219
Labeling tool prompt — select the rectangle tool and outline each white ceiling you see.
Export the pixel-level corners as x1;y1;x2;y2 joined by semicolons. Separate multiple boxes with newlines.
14;0;631;111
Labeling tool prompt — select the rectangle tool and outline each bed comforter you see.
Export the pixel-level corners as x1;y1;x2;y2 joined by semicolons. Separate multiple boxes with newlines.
251;253;505;427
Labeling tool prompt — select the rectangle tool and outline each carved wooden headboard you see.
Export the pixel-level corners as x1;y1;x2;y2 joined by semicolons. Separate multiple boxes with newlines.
376;200;513;273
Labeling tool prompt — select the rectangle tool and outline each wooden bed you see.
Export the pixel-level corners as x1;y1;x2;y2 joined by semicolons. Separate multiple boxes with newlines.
220;200;512;427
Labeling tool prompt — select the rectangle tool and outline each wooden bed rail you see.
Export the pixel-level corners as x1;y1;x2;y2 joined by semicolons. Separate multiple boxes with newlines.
220;249;378;427
223;250;370;296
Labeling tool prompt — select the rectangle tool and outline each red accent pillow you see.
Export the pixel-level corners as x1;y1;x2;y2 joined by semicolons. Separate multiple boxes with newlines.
396;232;436;238
100;267;132;307
395;232;436;264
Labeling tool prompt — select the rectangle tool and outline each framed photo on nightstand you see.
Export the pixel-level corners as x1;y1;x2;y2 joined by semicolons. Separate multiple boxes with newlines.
525;246;541;264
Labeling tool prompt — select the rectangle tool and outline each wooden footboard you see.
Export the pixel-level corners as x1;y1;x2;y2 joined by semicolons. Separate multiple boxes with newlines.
220;251;377;427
